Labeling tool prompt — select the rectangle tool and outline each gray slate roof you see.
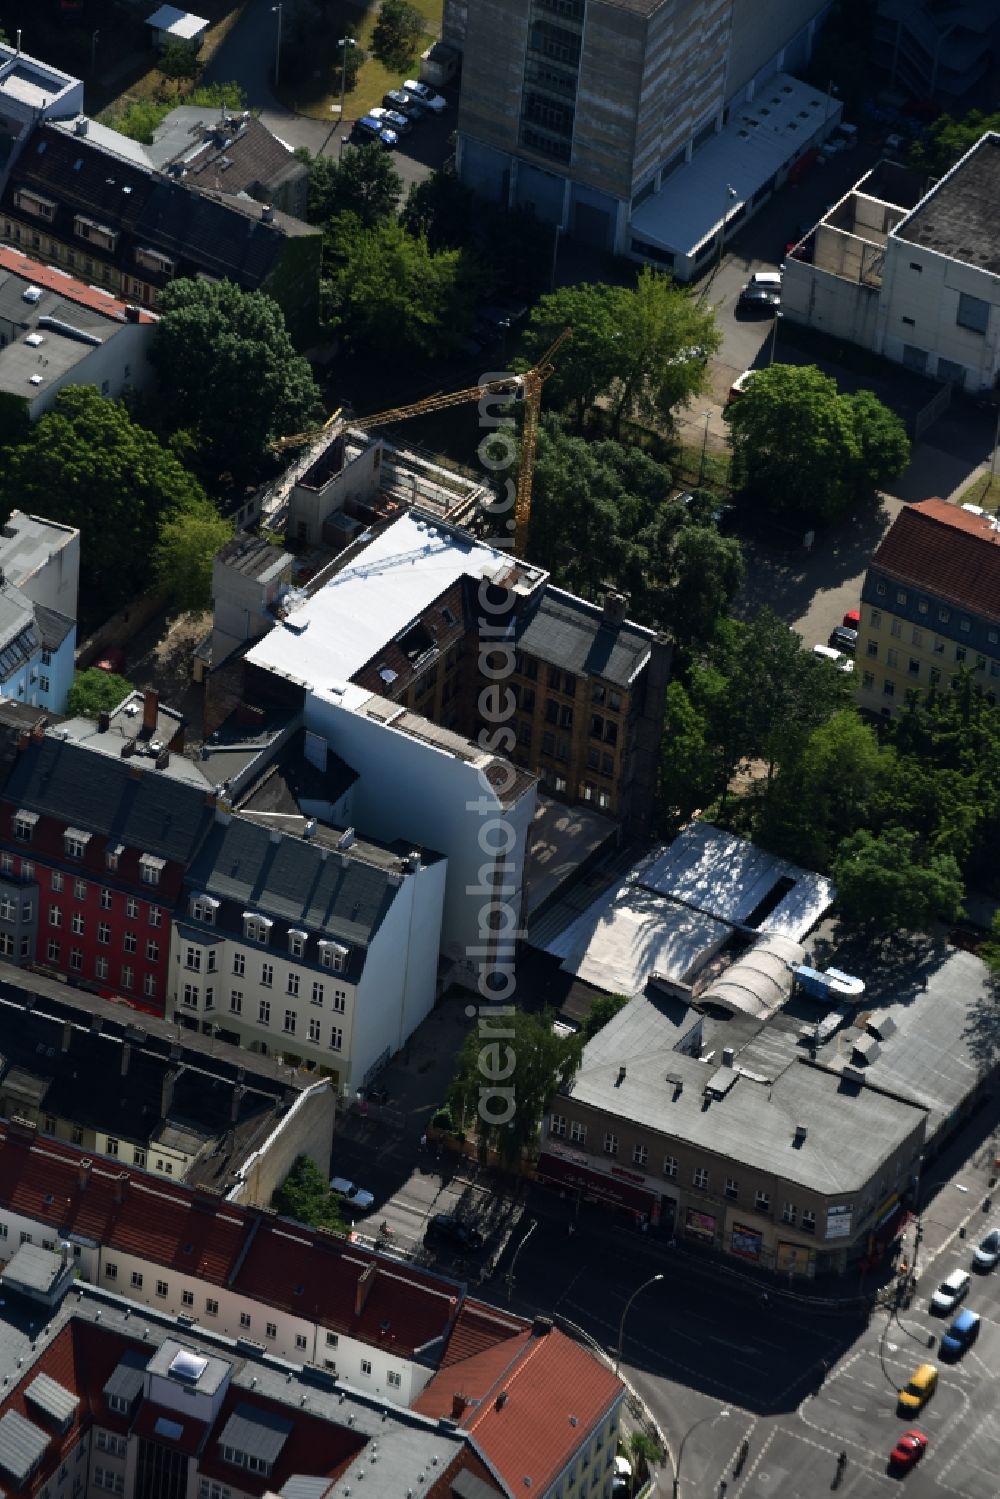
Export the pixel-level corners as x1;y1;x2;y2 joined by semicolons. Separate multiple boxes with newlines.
516;585;655;687
33;605;74;652
2;736;214;864
102;1349;148;1406
219;1402;293;1464
186;816;399;948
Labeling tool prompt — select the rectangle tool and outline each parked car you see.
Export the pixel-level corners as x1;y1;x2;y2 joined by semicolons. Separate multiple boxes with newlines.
889;1430;928;1472
354;115;398;148
383;89;425;119
843;608;861;629
369;105;411;135
95;648;126;674
727;369;758;404
813;644;854;673
828;625;858;653
738;283;780;314
402;79;448;112
612;1457;632;1496
425;1214;484;1251
896;1362;938;1414
973;1226;1000;1270
940;1308;980;1360
929;1267;970;1315
329;1176;375;1211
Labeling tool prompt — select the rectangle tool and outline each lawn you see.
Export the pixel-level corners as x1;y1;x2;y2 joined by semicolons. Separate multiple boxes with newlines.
955;470;1000;513
276;0;442;120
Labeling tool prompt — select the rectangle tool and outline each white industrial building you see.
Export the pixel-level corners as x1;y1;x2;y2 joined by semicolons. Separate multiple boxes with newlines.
781;133;1000;393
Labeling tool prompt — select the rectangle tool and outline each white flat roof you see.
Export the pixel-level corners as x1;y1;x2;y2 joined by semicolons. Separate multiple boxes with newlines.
640;822;834;941
547;880;731;995
246;510;520;692
147;4;209;38
630;73;837;260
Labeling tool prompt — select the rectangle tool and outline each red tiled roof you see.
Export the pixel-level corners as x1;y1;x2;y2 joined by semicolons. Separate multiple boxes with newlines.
871;498;1000;622
439;1301;530;1369
235;1223;460;1354
0;1133;246;1284
415;1325;623;1495
0;244;157;322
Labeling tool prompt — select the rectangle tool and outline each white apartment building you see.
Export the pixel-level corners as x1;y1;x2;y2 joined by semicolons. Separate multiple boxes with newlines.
169;810;446;1093
781;134;1000;394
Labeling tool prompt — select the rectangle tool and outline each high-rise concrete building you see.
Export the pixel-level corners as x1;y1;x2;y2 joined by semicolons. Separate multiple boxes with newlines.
455;0;833;265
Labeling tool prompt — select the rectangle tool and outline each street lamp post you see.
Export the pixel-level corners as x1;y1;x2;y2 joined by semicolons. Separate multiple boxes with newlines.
698;409;712;484
769;311;782;367
506;1218;537;1304
671;1410;730;1499
338;36;357;125
271;3;283;90
615;1272;663;1374
717;184;737;271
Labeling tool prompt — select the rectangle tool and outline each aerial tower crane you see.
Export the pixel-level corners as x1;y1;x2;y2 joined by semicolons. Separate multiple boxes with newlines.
270;329;570;559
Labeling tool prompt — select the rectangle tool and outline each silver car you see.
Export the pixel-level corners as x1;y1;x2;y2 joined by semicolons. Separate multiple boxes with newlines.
974;1227;1000;1270
330;1176;375;1211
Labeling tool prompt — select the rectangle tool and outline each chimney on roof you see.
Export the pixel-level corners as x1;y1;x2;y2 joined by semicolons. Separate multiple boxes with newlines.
451;1394;468;1419
78;1158;92;1192
113;1171;129;1206
355;1259;376;1319
121;738;136;759
31;719;46;743
98;711;110;733
124;305;141;323
262;203;275;223
74;117;88;137
615;1065;626;1087
142;689;159;735
155;749;169;771
161;1068;177;1118
793;1124;808;1147
495;1391;508;1411
61;1021;72;1054
602;590;628;626
722;1048;735;1068
121;1043;131;1078
531;1316;552;1337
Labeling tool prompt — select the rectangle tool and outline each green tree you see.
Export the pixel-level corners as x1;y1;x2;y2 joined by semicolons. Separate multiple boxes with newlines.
155;495;234;610
657;681;720;830
67;668;135;717
607;267;720;435
759;710;894;868
726;365;910;522
0;386;206;609
843;388;910;500
371;0;424;69
304;144;403;228
832;826;964;934
520;284;626;427
910;110;1000;177
449;1010;582;1166
157;38;203;93
654;522;744;650
325;217;467;356
149;279;321;479
272;1155;347;1232
401;170;477;252
582;993;630;1041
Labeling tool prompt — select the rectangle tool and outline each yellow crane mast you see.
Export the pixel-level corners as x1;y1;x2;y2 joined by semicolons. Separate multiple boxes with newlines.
270;329;570;558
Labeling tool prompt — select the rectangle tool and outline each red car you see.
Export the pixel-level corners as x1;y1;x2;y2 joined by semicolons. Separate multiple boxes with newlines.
890;1430;928;1471
842;609;860;629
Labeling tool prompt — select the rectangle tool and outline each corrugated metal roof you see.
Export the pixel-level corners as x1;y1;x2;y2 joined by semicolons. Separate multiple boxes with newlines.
24;1373;78;1428
0;1409;49;1482
219;1402;293;1464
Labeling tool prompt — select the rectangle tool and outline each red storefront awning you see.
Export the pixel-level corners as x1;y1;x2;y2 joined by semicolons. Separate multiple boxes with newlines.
536;1152;656;1215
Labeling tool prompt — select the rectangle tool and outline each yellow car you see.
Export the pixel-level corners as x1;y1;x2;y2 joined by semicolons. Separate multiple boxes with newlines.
897;1363;938;1414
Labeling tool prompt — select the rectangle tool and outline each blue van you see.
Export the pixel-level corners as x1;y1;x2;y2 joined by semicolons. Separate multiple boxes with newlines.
940;1308;980;1360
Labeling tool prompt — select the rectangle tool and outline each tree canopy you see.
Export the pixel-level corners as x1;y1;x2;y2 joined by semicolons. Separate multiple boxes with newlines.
324;216;468;357
520;271;720;432
832;826;964;934
304;144;403;228
449;1010;582;1166
0;386;208;610
910;110;1000;178
155;494;234;610
725;364;909;523
149;279;321;479
67;669;135;718
582;993;630;1041
272;1155;347;1233
371;0;424;70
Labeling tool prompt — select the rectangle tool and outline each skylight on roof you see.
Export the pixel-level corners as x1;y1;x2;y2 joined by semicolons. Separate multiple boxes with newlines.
168;1348;209;1385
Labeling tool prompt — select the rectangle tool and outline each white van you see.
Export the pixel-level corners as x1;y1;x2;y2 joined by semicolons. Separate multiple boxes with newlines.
813;644;854;673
